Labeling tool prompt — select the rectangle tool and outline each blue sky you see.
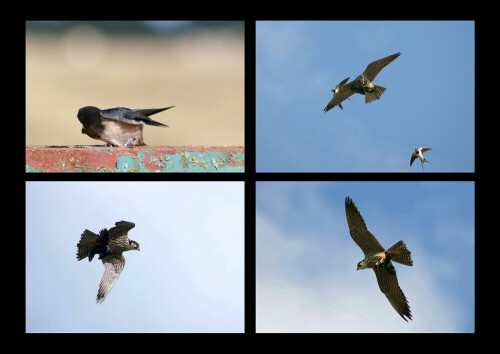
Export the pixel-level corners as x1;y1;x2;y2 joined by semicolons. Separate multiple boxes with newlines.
26;182;244;333
256;182;474;332
256;21;474;172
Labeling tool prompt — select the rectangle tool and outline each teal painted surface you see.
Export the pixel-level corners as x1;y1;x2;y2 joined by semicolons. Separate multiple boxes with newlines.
25;165;43;173
132;150;245;172
26;146;244;172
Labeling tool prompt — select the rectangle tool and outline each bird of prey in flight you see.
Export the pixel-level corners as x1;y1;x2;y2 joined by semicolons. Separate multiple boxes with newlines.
410;147;432;170
77;106;175;146
345;197;413;321
76;221;140;303
324;52;401;112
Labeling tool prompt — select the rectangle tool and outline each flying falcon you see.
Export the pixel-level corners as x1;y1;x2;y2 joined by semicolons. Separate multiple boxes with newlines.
324;52;401;112
345;197;413;321
76;221;140;303
77;105;175;146
410;147;432;169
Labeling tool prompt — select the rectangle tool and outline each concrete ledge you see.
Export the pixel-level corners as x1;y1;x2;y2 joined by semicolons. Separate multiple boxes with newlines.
26;146;245;172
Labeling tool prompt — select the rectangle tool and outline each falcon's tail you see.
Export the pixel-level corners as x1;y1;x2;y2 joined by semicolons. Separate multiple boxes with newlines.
365;85;386;104
76;230;99;261
386;240;413;266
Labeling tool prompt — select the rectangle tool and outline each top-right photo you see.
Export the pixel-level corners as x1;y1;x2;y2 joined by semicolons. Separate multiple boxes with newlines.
256;21;474;172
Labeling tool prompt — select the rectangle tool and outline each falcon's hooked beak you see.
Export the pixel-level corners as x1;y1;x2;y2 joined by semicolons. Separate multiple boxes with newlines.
130;241;140;251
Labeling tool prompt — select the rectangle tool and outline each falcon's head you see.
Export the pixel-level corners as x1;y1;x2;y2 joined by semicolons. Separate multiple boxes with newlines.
129;240;141;251
357;260;370;271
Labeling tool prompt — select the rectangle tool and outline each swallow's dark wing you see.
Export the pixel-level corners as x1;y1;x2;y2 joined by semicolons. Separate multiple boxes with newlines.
108;221;135;240
420;147;432;153
133;106;175;117
324;81;356;112
410;153;418;166
345;197;385;256
101;107;168;127
362;52;401;82
373;265;412;321
337;77;350;87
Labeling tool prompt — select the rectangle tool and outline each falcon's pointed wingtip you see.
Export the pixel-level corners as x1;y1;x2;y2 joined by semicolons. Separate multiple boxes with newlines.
403;313;412;322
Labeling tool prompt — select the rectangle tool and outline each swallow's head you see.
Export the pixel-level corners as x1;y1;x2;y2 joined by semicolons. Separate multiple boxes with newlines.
415;148;419;153
77;106;104;138
77;106;101;125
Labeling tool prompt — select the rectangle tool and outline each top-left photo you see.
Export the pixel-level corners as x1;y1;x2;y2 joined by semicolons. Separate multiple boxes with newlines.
26;21;244;172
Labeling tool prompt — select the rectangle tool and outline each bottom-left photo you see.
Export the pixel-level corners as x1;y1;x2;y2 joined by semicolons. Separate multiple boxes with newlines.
26;181;244;333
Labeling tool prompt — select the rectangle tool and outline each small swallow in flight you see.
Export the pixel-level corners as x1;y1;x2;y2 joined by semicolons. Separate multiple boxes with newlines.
324;52;401;112
410;147;432;169
77;106;175;146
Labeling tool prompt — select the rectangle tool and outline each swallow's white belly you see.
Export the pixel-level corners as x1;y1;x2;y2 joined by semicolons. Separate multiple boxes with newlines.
100;119;144;146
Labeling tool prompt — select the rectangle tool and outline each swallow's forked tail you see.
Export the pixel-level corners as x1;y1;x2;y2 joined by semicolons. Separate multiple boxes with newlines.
134;106;175;128
134;106;175;117
365;85;386;104
145;119;169;127
386;240;413;266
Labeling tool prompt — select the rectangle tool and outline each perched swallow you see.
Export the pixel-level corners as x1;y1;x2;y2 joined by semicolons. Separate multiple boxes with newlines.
77;106;174;146
324;52;401;112
410;147;432;169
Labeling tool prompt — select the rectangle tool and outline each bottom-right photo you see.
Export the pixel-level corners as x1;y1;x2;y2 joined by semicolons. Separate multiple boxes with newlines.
256;181;474;333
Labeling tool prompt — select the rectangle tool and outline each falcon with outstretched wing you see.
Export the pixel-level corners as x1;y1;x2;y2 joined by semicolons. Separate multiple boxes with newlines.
345;197;413;321
324;52;401;112
77;221;140;303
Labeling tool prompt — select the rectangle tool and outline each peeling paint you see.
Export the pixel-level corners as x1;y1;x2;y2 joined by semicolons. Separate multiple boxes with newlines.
25;146;244;173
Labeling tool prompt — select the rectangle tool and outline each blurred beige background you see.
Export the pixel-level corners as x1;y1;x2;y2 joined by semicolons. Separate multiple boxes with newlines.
26;21;244;146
